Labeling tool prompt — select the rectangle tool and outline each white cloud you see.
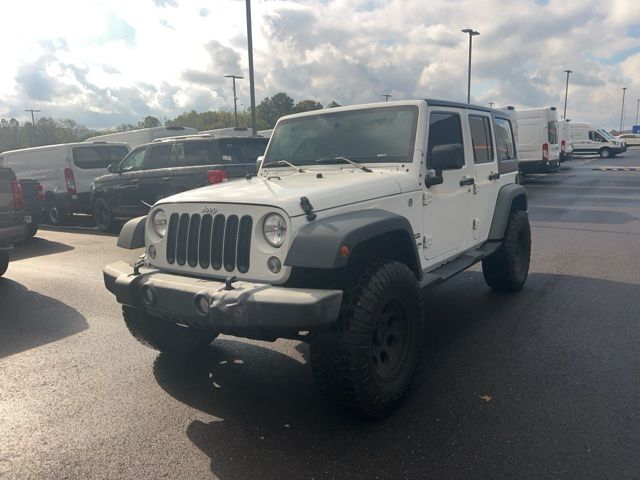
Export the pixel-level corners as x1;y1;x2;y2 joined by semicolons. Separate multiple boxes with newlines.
0;0;638;129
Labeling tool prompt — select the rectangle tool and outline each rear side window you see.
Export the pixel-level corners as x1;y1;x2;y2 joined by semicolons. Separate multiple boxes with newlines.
494;118;517;161
146;144;173;170
548;121;558;144
427;112;464;168
73;145;129;169
469;115;494;163
219;139;268;164
174;141;217;167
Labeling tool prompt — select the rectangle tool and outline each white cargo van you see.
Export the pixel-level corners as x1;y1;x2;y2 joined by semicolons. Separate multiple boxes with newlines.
570;123;626;158
558;119;574;162
0;142;129;225
84;126;197;149
515;107;560;173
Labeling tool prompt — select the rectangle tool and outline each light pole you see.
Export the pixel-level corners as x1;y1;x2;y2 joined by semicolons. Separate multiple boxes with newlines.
245;0;257;135
620;87;627;133
562;69;572;120
461;28;480;104
24;109;41;146
489;102;494;108
635;99;639;126
382;94;392;102
224;74;243;127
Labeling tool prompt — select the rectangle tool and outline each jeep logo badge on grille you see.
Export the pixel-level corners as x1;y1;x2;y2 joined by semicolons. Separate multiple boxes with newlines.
201;206;217;215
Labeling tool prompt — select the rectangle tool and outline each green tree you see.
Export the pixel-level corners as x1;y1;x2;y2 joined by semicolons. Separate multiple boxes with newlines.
138;116;161;128
326;101;341;108
256;92;295;128
293;99;323;113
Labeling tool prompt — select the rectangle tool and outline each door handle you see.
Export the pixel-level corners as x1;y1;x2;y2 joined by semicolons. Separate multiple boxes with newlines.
459;177;475;186
162;177;172;181
488;172;500;180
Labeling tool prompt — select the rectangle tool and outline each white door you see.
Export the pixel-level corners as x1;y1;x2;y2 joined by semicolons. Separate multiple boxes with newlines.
467;112;500;242
422;109;473;263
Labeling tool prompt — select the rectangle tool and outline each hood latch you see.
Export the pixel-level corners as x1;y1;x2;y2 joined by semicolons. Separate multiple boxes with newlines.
300;196;317;222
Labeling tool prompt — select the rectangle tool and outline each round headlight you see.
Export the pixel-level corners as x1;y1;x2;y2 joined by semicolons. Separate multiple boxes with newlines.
263;213;287;248
151;209;168;238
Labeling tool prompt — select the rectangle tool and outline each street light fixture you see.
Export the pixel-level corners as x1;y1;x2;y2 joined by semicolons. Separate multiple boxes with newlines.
620;87;627;133
382;94;392;102
562;69;573;120
461;28;480;104
489;102;494;108
224;74;244;127
24;108;41;146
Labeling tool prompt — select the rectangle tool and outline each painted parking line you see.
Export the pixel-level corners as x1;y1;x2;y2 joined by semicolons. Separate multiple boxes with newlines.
593;167;640;171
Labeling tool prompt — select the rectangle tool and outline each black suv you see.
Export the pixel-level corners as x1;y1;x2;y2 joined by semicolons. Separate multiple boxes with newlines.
90;135;269;231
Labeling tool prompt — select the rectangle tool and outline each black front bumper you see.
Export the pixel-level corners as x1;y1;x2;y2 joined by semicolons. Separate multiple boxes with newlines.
519;159;560;173
104;261;343;335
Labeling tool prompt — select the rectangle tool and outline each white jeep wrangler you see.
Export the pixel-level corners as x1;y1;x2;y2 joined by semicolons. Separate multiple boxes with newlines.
104;99;530;417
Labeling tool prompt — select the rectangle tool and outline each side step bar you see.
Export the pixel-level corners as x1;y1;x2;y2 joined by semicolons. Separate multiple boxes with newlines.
419;241;501;292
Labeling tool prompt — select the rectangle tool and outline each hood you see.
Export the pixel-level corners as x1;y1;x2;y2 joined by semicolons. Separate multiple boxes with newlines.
158;168;418;216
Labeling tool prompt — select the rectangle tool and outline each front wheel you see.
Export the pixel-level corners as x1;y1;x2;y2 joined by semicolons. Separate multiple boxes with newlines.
0;251;9;277
26;223;38;238
122;306;218;355
599;148;611;158
310;261;425;418
482;210;531;292
92;197;117;232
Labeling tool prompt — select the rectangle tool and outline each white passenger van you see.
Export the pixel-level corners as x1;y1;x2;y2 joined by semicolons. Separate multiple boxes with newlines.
515;107;560;173
558;119;574;162
84;126;197;149
570;123;626;158
0;142;129;225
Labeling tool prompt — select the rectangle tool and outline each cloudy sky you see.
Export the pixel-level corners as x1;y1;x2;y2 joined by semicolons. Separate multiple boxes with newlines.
1;0;638;130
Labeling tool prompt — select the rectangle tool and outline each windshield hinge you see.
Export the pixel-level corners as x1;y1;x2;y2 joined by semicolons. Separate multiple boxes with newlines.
300;196;317;222
422;192;432;206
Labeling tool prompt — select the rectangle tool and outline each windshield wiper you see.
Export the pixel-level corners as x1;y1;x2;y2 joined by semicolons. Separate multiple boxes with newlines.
261;159;304;173
316;154;372;172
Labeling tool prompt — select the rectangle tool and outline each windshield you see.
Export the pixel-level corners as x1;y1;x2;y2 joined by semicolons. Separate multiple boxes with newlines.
264;105;418;167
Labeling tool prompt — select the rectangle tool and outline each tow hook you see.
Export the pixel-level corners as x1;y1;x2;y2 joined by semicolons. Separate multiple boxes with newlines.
225;276;238;290
132;253;149;276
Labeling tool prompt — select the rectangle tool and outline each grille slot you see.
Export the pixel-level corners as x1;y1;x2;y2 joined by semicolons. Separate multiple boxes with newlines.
165;211;251;273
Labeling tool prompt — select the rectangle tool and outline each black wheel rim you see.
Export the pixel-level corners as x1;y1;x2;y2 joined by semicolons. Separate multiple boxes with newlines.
370;298;410;382
96;203;109;229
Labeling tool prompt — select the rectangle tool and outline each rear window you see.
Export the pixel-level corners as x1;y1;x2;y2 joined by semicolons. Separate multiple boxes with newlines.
219;138;269;164
73;145;129;169
547;121;558;144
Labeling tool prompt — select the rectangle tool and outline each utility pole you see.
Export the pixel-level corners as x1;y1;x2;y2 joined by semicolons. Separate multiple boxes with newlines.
224;74;244;127
245;0;257;135
489;102;494;109
620;87;627;133
382;94;392;102
24;109;41;146
461;28;480;104
635;98;639;127
562;69;573;120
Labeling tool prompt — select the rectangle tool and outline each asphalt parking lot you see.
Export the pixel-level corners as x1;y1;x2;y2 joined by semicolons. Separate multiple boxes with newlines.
2;150;640;479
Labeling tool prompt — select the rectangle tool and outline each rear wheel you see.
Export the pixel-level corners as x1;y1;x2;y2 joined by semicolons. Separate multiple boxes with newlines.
0;251;8;277
122;306;218;355
310;261;425;418
482;210;531;292
599;148;611;158
46;200;70;226
92;197;117;232
26;223;38;238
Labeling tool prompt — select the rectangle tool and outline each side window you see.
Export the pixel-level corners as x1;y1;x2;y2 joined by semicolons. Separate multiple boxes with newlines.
220;140;268;164
146;144;173;170
179;141;214;166
494;118;517;161
119;148;146;172
427;112;464;168
589;131;604;142
469;115;494;163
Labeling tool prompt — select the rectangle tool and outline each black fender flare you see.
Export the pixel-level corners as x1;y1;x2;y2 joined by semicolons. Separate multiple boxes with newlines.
488;184;528;240
284;209;422;279
117;216;146;249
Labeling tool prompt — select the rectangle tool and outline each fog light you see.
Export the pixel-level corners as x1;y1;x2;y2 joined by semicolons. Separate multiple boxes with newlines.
267;256;282;274
195;295;210;316
141;285;155;306
148;245;156;259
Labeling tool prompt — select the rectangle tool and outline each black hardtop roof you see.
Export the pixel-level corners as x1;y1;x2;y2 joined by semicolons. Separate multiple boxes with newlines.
425;98;492;113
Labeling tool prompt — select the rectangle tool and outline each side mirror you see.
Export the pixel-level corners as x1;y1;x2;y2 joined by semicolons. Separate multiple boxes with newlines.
256;155;264;170
107;163;117;174
430;143;465;170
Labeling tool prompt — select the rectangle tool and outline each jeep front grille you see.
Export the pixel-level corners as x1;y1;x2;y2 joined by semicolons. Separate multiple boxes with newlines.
166;213;252;273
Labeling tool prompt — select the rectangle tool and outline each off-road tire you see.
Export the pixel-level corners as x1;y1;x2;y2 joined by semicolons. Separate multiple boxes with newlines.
309;261;425;418
0;252;9;277
92;197;117;232
26;223;38;238
122;306;218;355
482;210;531;292
599;148;611;158
46;201;70;226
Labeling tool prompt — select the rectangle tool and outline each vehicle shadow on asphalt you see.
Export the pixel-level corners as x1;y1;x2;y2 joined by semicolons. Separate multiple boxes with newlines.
152;271;640;480
10;237;74;261
0;278;88;358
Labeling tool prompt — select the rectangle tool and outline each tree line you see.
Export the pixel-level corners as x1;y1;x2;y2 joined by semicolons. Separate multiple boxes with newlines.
0;92;340;153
